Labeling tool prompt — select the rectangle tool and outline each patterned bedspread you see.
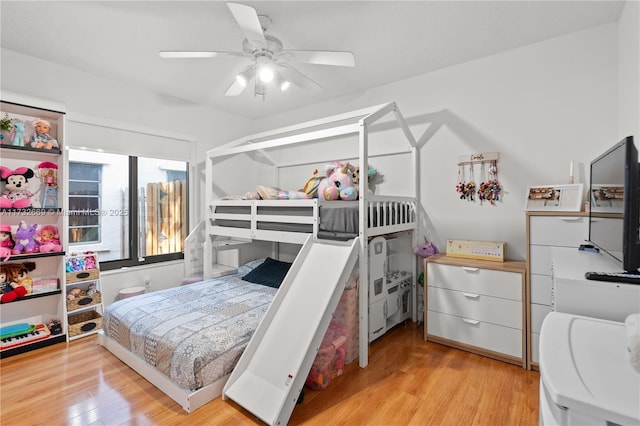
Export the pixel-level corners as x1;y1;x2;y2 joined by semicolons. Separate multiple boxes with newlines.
103;275;276;391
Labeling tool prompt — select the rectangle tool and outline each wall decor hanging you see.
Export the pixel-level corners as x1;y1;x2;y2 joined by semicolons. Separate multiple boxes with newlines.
456;152;501;205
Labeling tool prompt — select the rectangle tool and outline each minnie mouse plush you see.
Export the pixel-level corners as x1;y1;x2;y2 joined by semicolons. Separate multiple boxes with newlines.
0;166;35;209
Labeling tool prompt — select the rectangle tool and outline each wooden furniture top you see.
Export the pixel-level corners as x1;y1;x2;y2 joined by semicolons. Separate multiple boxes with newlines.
526;211;588;218
424;253;526;274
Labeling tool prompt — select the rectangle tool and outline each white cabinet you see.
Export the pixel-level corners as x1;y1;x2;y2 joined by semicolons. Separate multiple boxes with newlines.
424;254;526;368
64;253;103;340
0;95;67;358
526;212;587;368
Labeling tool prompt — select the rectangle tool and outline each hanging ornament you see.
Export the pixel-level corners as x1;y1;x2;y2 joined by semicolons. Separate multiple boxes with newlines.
456;163;466;199
479;160;502;205
464;163;476;201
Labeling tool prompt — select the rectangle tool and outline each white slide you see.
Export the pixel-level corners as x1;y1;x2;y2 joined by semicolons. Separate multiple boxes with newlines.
223;236;359;425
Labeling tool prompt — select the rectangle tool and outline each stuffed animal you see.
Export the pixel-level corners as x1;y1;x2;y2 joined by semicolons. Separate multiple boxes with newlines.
12;221;39;254
316;162;358;201
0;263;27;303
37;225;62;253
0;224;14;260
256;185;309;200
414;239;439;259
11;122;26;147
0;166;35;209
67;287;81;300
83;252;97;270
14;261;36;295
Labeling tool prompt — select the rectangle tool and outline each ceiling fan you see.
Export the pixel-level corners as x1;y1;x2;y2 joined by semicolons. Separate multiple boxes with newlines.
159;2;356;98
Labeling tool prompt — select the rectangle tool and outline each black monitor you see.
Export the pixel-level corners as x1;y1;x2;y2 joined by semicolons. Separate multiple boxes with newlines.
588;136;640;274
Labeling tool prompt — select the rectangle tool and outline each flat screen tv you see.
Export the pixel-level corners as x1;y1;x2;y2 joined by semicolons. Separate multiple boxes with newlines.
588;136;640;274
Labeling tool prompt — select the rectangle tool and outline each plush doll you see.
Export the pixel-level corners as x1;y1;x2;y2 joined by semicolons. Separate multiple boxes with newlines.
11;122;26;147
0;264;27;303
12;221;39;254
67;287;81;300
37;225;62;253
29;119;59;150
15;261;36;295
0;225;14;261
316;162;358;201
0;166;35;209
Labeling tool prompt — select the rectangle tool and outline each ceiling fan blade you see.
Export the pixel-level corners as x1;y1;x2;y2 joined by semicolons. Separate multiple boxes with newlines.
276;63;321;89
227;2;267;49
225;78;248;96
280;50;355;67
159;50;244;59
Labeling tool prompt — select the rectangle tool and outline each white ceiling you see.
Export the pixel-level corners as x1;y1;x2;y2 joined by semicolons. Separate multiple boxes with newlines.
0;1;625;120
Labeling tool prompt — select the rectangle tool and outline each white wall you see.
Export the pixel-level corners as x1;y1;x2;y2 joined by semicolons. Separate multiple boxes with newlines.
254;23;620;261
2;14;633;276
617;0;640;141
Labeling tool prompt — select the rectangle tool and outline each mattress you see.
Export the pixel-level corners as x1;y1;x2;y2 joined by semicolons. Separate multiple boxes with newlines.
213;201;360;239
102;275;276;391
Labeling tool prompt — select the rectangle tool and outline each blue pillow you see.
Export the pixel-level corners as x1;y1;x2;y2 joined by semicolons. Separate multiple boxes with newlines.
241;257;292;288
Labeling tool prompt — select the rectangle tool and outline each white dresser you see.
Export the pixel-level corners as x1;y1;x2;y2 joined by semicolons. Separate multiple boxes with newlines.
526;212;588;369
424;254;526;368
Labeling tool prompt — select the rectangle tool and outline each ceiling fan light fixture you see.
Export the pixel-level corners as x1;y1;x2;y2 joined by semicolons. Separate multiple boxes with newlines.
235;66;255;87
258;66;274;83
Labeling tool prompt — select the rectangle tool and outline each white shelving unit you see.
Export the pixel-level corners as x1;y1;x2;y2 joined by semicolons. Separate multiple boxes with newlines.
0;94;67;358
64;253;103;340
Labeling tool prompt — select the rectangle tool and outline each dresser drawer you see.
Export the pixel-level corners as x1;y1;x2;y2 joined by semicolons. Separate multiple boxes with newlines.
426;263;522;301
427;311;522;358
427;287;522;329
529;216;587;247
530;245;553;275
531;274;553;305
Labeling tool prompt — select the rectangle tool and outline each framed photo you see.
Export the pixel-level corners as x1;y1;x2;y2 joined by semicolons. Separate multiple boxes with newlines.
524;183;584;212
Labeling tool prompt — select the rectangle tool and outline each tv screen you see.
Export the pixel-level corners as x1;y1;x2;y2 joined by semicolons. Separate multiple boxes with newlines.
588;136;640;273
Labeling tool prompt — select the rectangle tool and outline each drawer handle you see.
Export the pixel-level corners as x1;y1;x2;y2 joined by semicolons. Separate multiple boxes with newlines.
462;318;480;325
462;292;480;299
557;217;582;222
462;267;479;273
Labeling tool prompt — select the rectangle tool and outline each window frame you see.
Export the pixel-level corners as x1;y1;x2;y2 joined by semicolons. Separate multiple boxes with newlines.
68;162;102;245
93;156;187;271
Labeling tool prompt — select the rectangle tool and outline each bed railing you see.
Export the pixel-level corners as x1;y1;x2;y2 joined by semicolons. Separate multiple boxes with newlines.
366;196;418;237
208;196;417;243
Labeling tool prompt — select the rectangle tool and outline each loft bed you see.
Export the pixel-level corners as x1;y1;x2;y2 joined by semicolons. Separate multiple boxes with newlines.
97;102;419;414
205;102;420;369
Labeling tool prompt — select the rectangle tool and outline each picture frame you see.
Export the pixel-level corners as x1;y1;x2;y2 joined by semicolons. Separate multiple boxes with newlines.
524;183;584;212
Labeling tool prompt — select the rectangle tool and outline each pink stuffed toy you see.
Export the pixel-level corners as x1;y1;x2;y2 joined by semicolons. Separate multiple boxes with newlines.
316;162;358;201
0;166;35;209
38;225;62;253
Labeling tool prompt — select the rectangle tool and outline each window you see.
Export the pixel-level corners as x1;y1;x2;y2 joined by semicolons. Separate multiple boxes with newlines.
68;150;188;270
68;163;102;244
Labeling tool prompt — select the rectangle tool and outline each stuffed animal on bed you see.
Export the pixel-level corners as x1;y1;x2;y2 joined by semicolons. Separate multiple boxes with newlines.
316;162;358;201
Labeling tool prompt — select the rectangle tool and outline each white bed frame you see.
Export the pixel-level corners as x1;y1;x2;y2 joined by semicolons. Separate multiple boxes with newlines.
97;102;419;413
205;102;419;368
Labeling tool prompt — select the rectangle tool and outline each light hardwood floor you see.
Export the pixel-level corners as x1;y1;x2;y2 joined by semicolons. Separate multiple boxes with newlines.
0;322;540;425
